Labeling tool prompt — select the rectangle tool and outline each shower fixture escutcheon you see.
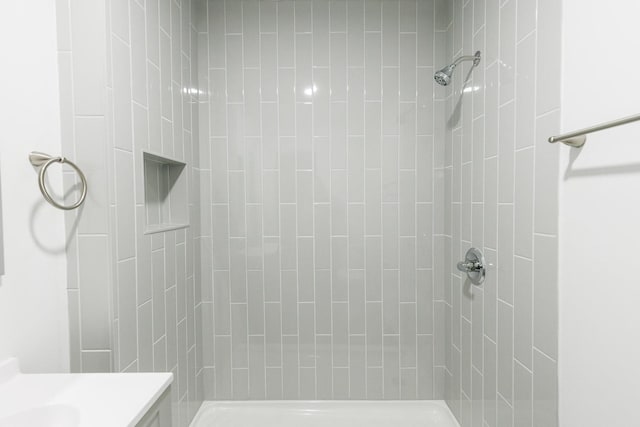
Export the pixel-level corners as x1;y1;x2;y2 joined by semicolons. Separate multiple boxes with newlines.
434;50;481;86
457;247;486;286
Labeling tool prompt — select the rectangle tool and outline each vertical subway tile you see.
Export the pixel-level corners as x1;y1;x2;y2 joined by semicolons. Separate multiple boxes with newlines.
229;239;247;302
417;335;434;399
330;0;346;31
365;0;382;31
314;205;331;269
382;203;399;269
534;111;560;235
314;138;331;203
349;270;366;334
314;69;331;137
400;303;417;368
297;238;315;302
383;270;399;334
316;335;333;399
382;68;399;135
296;103;313;170
365;236;382;301
315;270;332;335
399;33;417;102
280;205;297;270
246;204;263;265
297;171;314;236
263;237;281;302
350;335;367;398
382;0;399;66
332;302;349;367
248;336;266;399
383;335;400;399
265;302;282;366
533;349;558;427
514;255;533;371
330;33;347;102
366;301;383;367
536;0;561;114
533;235;558;360
112;37;133;151
231;303;249;369
283;335;299;398
498;101;515;203
514;147;534;259
498;300;514;404
515;360;534;427
499;0;516;103
259;0;278;32
497;204;514;304
515;33;536;150
117;259;137;369
70;0;107;115
78;236;111;350
215;336;232;399
282;271;298;334
313;0;330;66
299;302;316;368
266;367;283;399
247;271;265;335
365;34;382;101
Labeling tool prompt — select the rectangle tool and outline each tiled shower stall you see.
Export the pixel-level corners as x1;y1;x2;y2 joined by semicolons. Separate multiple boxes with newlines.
55;0;560;426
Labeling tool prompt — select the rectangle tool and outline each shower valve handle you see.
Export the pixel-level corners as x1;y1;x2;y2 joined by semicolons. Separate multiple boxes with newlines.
456;248;486;286
456;260;482;272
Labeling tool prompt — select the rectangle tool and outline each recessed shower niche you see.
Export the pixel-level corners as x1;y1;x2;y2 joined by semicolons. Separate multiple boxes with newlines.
142;151;188;234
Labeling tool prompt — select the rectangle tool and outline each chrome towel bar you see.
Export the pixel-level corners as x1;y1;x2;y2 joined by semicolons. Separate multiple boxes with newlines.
29;152;87;210
548;113;640;147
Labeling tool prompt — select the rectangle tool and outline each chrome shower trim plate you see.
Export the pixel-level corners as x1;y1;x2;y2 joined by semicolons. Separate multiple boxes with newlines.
456;247;486;286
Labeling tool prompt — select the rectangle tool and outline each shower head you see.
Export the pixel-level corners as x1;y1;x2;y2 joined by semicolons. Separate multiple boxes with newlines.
434;64;456;86
434;51;481;86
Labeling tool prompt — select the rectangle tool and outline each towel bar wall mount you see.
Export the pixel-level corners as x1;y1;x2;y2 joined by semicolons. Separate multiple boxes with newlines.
29;152;87;210
548;113;640;147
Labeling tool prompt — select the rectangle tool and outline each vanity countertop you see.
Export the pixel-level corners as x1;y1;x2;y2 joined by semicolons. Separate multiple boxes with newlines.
0;358;172;427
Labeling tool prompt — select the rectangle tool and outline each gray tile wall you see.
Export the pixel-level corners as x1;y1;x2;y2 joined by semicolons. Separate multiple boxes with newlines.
197;0;444;400
441;0;560;426
56;0;204;426
55;0;561;419
56;0;112;375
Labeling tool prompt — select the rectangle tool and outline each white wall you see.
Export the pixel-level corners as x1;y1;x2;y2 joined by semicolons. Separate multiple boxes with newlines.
0;1;69;373
560;1;640;425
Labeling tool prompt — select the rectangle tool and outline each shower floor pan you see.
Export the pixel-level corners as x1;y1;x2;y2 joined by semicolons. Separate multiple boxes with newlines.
190;400;459;427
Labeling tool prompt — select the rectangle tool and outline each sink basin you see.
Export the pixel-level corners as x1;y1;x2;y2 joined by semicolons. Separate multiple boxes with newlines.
0;404;79;427
0;358;172;427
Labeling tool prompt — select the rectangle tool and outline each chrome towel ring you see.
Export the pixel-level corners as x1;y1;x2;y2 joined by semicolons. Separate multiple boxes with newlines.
29;152;87;210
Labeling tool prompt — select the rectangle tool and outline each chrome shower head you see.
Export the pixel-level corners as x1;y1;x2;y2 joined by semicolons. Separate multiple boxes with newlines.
434;64;456;86
434;51;481;86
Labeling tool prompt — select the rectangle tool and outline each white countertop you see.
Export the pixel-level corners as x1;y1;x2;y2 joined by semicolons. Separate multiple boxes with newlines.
0;358;172;427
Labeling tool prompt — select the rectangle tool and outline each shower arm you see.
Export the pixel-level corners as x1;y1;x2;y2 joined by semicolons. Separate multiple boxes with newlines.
451;51;482;68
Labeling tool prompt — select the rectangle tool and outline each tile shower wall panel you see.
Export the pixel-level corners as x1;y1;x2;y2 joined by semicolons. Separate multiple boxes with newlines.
198;0;442;400
442;0;560;426
108;1;205;425
56;1;205;426
56;0;112;374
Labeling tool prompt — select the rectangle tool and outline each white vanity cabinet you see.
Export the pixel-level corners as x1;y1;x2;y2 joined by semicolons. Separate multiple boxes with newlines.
136;388;172;427
0;358;174;427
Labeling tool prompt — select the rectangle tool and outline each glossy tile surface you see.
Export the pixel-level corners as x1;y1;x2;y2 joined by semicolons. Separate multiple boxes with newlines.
198;0;443;400
442;0;560;426
56;1;204;426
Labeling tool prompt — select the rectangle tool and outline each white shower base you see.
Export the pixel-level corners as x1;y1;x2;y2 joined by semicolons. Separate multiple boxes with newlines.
190;400;459;427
